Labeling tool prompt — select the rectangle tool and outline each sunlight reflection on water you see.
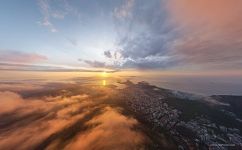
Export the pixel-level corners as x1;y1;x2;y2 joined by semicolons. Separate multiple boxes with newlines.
102;80;106;86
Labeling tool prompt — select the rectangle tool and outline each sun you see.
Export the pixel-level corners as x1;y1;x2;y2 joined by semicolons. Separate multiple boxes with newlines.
101;71;108;77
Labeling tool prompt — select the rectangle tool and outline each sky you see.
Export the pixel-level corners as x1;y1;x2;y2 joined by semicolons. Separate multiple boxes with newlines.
0;0;242;73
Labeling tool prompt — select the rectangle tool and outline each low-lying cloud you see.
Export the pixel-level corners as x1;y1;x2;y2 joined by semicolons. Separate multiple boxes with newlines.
0;83;146;150
64;107;145;150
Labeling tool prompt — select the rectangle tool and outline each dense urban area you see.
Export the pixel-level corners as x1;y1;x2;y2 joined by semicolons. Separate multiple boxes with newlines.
118;81;242;150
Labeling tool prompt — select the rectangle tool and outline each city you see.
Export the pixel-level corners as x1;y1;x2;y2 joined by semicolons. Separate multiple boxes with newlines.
118;81;242;149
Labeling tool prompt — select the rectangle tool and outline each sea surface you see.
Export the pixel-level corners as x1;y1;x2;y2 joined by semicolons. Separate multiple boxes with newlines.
1;70;242;96
130;76;242;96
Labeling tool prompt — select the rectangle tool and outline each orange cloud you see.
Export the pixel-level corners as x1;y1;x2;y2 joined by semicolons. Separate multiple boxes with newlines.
0;91;25;114
0;91;93;150
167;0;242;68
0;50;47;63
0;89;146;150
168;0;242;29
64;107;146;150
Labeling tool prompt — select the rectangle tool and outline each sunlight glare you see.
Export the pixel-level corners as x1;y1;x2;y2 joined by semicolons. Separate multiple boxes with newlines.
101;71;108;77
102;80;106;86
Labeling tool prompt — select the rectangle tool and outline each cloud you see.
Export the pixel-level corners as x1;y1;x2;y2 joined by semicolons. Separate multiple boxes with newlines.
104;50;112;58
38;0;58;32
0;90;93;150
0;83;146;150
39;18;57;33
38;0;71;32
0;83;45;94
166;0;242;68
78;58;122;71
112;0;177;69
0;50;47;63
79;59;107;68
113;0;135;19
0;62;117;72
34;0;242;70
122;56;176;69
66;37;78;47
111;0;242;70
64;107;146;150
0;91;25;114
37;0;84;33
